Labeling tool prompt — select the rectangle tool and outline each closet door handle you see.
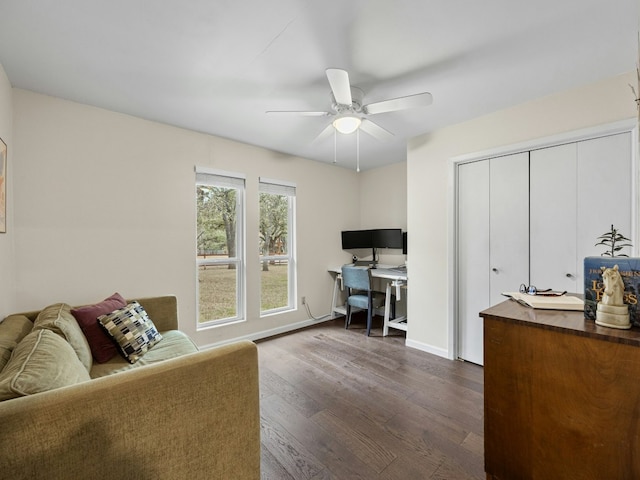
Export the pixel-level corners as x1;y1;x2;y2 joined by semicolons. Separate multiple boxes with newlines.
566;273;574;279
492;268;499;273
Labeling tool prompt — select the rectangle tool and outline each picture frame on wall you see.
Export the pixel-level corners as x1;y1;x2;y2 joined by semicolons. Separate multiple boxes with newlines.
0;137;6;233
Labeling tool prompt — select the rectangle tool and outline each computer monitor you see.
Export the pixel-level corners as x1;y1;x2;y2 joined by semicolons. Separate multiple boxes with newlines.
372;228;403;249
342;228;403;264
341;230;373;249
402;231;407;255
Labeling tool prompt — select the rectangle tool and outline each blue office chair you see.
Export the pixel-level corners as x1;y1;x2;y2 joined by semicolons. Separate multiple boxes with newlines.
341;265;386;336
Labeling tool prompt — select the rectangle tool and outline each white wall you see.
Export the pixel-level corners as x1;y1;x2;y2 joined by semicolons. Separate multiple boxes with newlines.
0;65;15;318
406;71;637;357
359;162;407;266
11;88;361;348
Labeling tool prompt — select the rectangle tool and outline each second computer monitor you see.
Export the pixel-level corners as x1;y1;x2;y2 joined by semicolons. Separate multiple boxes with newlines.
372;229;403;249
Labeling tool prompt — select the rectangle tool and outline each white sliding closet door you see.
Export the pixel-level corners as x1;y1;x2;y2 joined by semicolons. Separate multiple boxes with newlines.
530;143;578;293
530;133;632;292
576;133;632;262
489;152;530;306
457;153;529;365
458;160;489;365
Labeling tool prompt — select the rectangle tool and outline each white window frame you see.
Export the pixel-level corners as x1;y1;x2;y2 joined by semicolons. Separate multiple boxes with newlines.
259;177;297;316
195;167;246;328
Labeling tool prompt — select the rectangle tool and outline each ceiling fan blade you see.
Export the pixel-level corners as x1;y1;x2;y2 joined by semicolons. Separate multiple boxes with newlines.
266;110;330;116
312;124;336;144
360;119;394;141
326;68;352;106
364;92;433;115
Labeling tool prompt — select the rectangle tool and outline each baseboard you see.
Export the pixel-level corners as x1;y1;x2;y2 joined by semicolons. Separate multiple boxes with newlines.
405;338;451;360
199;317;453;361
198;315;333;350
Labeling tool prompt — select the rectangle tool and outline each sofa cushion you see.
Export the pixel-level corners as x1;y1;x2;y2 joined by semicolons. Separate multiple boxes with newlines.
90;330;198;378
0;315;33;372
71;292;127;363
33;303;92;371
0;329;91;401
98;301;163;364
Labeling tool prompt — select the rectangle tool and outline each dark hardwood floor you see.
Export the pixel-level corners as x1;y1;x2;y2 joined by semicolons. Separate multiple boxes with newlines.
256;315;485;480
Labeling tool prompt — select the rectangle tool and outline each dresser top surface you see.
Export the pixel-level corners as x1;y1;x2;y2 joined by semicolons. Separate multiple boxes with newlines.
480;298;640;347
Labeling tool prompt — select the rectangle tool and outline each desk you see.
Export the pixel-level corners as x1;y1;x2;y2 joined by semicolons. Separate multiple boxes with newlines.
329;265;407;335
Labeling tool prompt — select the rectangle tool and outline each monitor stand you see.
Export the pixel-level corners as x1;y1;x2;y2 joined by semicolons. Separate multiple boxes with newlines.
354;247;378;268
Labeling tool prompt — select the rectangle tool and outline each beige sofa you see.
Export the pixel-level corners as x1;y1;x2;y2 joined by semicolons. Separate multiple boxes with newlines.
0;295;260;480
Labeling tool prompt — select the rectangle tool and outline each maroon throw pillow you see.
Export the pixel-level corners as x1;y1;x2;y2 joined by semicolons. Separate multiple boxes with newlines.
71;293;127;363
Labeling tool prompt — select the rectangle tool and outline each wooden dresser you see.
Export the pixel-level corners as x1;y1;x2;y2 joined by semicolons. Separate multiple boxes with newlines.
480;299;640;480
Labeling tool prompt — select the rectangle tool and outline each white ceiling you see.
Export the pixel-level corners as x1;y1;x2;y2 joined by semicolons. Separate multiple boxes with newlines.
0;1;637;171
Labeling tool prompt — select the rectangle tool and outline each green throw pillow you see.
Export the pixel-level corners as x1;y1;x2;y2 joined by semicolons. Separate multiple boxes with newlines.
0;329;91;401
33;303;92;371
0;315;33;372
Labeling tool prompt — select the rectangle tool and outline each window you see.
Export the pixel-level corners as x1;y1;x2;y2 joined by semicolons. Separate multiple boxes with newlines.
196;168;245;327
259;178;296;315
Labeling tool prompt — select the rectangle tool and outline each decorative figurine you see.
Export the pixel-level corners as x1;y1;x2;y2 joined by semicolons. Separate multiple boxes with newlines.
595;265;631;329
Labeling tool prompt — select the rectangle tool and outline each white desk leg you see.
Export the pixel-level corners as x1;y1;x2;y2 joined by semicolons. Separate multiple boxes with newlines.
395;281;402;301
383;280;392;336
331;273;341;319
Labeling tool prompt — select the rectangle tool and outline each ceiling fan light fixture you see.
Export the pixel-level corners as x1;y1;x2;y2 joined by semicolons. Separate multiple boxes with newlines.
333;115;361;134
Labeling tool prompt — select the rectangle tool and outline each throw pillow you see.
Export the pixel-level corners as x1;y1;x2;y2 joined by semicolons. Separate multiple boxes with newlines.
0;315;33;372
97;301;163;364
0;329;91;401
33;303;93;371
71;293;127;363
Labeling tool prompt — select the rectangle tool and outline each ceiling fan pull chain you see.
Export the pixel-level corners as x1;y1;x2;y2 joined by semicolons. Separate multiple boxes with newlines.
333;128;337;165
356;129;360;173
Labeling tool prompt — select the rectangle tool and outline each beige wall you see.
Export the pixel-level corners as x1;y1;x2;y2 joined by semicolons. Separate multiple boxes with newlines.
358;162;407;266
11;88;364;348
0;65;15;318
406;71;637;357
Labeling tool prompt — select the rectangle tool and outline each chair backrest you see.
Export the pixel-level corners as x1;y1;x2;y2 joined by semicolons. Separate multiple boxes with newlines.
341;265;371;292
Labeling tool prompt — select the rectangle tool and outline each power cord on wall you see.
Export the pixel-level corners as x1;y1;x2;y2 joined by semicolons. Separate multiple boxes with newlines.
302;298;331;321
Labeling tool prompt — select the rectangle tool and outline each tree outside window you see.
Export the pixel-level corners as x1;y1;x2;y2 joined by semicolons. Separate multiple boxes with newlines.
196;170;245;326
259;179;296;314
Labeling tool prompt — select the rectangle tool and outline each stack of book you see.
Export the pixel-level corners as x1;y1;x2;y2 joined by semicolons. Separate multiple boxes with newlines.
584;256;640;327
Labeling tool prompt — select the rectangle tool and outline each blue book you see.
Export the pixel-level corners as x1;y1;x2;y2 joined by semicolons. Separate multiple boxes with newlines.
584;256;640;327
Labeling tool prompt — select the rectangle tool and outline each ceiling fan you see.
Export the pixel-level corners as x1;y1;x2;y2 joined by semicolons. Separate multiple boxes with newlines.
267;68;433;143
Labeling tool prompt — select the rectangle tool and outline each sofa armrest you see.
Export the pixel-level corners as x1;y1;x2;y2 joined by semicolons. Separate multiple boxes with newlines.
0;340;260;480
